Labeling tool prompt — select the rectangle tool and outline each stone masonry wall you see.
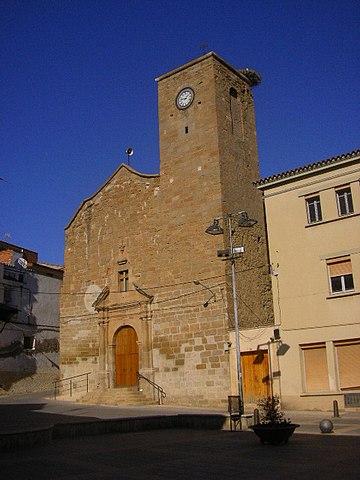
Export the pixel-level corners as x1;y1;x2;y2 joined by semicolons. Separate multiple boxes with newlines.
213;59;274;330
60;167;160;384
152;55;231;406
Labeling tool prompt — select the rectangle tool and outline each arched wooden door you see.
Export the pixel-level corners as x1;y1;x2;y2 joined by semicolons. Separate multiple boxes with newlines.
115;326;139;386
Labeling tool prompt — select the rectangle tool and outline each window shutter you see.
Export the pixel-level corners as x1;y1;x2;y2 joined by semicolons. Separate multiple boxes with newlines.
336;342;360;390
328;260;352;276
303;345;329;392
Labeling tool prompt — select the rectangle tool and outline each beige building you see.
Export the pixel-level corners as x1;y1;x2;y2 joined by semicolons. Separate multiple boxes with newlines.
256;149;360;410
60;52;274;408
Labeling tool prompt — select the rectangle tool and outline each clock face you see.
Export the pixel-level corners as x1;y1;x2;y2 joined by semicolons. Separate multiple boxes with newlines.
176;87;194;110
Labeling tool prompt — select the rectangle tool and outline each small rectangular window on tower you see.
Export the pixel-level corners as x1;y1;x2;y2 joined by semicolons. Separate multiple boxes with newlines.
306;195;322;223
327;257;354;294
118;270;129;292
336;186;354;216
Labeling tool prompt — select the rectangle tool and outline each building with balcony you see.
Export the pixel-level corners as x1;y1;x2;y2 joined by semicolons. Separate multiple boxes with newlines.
0;241;63;394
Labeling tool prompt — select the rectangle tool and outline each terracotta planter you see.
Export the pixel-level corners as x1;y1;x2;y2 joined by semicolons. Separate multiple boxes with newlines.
249;423;300;445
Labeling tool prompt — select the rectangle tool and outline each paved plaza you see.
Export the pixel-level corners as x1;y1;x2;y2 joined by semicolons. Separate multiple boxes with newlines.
1;427;359;480
0;393;359;479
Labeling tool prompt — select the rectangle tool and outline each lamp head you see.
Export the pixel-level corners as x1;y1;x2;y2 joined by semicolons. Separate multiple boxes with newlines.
237;212;257;228
205;219;224;235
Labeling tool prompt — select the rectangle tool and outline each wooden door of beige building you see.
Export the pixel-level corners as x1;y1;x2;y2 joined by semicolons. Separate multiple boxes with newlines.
115;326;138;386
242;350;270;403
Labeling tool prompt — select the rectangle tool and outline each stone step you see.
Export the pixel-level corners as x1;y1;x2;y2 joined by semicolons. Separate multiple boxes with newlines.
78;388;155;406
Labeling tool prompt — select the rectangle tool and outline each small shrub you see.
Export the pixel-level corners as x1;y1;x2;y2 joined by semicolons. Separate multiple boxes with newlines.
257;395;291;425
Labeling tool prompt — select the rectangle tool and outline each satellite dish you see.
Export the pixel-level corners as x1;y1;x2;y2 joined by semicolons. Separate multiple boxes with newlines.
18;258;28;269
125;147;134;156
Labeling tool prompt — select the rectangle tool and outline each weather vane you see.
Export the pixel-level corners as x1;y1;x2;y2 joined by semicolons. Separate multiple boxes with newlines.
125;147;134;166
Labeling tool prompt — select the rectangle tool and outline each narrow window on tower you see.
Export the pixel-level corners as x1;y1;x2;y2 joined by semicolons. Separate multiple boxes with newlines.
230;87;241;136
118;270;129;292
306;195;322;223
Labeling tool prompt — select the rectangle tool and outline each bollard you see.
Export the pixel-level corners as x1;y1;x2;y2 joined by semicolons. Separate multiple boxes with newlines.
320;419;333;433
333;400;339;418
254;408;260;425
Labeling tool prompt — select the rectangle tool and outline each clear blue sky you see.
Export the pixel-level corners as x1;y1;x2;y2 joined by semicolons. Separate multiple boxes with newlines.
1;0;359;265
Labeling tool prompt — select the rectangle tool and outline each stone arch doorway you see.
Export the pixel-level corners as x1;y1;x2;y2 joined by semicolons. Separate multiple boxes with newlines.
115;326;139;386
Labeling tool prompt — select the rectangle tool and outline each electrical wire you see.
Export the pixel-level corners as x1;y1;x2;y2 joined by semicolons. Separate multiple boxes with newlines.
1;264;271;325
1;263;268;296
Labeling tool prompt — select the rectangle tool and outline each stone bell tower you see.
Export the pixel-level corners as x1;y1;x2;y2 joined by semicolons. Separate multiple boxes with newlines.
157;52;263;222
151;52;273;406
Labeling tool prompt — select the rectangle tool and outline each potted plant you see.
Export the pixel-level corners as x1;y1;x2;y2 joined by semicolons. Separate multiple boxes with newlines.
249;395;299;445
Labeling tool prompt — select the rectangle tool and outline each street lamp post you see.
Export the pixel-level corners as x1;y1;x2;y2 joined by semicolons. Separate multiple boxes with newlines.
206;211;257;414
228;214;244;413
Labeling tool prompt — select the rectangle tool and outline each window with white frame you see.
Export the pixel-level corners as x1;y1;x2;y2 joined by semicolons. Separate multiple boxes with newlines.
306;195;322;223
336;186;354;216
327;257;354;294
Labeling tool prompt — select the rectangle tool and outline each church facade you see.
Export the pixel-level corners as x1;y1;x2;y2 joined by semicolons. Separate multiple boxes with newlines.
60;52;274;408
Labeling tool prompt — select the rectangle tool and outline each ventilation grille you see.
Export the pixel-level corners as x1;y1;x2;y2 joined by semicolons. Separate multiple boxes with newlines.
344;393;360;407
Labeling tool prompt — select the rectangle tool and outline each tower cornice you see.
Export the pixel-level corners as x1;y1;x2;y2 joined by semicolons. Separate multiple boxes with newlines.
155;51;257;86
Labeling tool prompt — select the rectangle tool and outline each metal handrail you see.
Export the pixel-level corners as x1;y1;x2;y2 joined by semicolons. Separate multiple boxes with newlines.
136;371;166;405
54;372;91;400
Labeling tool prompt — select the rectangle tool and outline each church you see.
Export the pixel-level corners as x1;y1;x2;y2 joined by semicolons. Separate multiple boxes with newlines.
60;52;274;408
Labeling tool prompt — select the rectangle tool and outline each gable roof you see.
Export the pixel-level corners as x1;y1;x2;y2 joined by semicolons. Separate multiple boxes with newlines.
65;163;160;230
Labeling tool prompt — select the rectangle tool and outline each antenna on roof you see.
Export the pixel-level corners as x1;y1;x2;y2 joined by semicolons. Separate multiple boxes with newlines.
125;147;134;166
